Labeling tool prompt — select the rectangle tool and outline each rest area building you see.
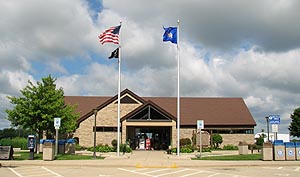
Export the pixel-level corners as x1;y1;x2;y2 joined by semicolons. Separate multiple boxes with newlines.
65;89;256;150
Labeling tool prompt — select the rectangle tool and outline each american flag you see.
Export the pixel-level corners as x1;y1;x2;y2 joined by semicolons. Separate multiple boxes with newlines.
98;25;121;45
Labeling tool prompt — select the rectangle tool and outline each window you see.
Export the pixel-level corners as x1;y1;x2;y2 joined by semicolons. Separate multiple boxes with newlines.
212;129;253;134
93;126;121;132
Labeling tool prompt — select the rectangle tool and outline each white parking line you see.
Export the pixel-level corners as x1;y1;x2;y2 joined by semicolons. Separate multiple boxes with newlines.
8;167;23;177
41;166;63;177
119;167;252;177
155;169;189;177
206;173;222;177
263;166;300;172
118;168;153;177
7;166;62;177
144;168;169;174
180;170;206;177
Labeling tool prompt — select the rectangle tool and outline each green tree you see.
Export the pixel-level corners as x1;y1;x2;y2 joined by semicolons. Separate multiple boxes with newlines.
256;134;265;146
289;107;300;138
5;75;79;139
0;128;32;139
212;134;223;148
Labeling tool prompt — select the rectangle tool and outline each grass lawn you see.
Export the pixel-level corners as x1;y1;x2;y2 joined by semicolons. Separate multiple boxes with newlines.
13;152;104;160
192;154;262;160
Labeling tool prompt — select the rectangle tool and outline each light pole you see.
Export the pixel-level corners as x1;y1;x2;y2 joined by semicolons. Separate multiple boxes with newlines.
265;116;270;142
93;109;98;158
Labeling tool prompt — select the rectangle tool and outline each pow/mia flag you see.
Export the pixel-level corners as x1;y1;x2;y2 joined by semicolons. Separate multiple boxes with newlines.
108;48;119;59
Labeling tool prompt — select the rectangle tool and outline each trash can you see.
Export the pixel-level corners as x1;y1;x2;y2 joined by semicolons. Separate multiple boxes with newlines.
0;146;13;160
285;142;295;161
43;139;55;161
238;141;248;155
262;142;273;161
273;140;285;161
65;139;75;154
58;140;66;154
295;142;300;160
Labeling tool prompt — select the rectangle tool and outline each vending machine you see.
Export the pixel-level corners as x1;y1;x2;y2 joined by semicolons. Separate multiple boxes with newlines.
146;138;151;150
139;138;145;150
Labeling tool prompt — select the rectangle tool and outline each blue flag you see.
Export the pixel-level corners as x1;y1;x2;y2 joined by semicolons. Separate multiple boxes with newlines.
163;27;177;44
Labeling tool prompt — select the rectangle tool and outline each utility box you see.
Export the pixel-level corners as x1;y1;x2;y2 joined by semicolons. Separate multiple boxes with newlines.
238;141;248;155
262;142;273;161
295;142;300;161
273;140;285;161
43;140;55;161
285;142;295;161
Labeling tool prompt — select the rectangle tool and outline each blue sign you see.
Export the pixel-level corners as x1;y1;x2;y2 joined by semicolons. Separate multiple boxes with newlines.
27;135;36;149
269;115;280;124
197;120;204;129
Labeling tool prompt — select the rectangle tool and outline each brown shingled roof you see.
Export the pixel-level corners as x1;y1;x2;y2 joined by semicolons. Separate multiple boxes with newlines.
64;89;256;127
144;97;256;126
64;96;111;117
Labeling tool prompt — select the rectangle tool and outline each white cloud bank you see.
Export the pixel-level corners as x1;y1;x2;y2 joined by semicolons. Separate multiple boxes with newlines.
1;0;300;136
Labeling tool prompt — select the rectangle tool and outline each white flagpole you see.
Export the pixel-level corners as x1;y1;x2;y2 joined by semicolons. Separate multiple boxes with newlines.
177;20;181;156
117;20;122;156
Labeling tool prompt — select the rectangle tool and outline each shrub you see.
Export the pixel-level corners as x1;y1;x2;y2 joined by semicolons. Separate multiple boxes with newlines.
0;137;28;150
202;148;212;152
111;139;117;147
223;144;238;150
75;144;86;151
170;147;193;153
87;144;114;153
171;148;177;153
97;145;114;153
212;134;223;148
119;144;132;153
180;147;193;153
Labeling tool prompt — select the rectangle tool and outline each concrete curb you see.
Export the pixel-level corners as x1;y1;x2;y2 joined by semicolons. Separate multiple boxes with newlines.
1;150;299;168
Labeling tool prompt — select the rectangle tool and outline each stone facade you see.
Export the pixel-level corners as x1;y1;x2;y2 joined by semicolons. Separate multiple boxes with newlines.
73;92;255;149
180;128;210;148
74;93;142;147
219;134;254;148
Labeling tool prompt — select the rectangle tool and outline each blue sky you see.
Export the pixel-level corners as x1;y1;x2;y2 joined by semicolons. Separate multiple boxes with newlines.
1;0;300;138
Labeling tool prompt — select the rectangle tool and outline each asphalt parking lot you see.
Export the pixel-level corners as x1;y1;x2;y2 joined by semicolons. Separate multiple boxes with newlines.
1;165;300;177
1;150;299;177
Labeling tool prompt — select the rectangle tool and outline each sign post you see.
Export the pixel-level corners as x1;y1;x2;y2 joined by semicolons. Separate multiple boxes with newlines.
269;115;280;140
197;120;204;158
54;118;61;156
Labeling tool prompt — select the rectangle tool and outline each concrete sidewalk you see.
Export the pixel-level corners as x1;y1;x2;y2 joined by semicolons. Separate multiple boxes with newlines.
1;150;299;168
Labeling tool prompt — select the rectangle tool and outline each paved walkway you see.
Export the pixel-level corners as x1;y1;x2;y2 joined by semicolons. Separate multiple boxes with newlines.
1;150;299;168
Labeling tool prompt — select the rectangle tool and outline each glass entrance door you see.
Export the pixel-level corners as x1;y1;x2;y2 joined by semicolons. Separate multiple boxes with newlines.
127;126;171;150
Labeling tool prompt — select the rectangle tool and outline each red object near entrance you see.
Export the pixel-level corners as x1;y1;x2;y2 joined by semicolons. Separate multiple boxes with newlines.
146;138;151;150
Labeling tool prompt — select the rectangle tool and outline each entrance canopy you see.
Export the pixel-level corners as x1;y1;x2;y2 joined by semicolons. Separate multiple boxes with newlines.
121;101;176;123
